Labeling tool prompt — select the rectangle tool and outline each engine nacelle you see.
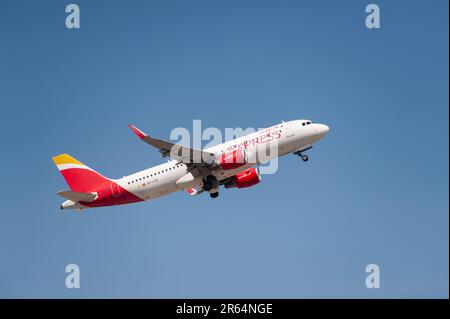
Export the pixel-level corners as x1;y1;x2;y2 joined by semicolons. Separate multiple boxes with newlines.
225;167;261;189
217;149;247;170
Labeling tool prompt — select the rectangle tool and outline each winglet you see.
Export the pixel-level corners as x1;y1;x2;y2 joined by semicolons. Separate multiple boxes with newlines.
129;124;148;139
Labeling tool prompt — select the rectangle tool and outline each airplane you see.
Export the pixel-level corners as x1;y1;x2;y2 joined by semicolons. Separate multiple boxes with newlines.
52;119;329;210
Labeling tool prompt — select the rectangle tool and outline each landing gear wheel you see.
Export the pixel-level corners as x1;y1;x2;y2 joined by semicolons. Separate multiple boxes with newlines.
210;192;219;199
301;154;309;162
203;181;213;191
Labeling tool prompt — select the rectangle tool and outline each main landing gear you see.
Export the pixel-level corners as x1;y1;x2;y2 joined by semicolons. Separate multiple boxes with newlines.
203;175;219;199
210;192;219;199
294;151;309;162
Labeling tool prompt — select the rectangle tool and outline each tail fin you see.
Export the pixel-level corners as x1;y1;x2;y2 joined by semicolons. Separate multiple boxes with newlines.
52;154;110;193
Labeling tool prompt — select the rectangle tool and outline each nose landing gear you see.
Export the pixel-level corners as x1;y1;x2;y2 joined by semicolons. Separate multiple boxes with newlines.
294;151;309;162
293;145;312;162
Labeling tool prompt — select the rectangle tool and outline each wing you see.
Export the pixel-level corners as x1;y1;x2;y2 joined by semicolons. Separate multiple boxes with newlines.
129;124;216;165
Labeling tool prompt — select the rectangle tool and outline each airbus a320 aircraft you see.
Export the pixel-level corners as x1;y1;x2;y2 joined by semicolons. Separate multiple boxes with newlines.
53;120;329;210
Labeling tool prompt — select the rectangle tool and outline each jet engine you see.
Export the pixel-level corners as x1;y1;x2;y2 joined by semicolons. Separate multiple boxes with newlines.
225;167;261;189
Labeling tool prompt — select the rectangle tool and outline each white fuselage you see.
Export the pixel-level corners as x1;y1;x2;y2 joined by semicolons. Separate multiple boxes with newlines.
113;120;329;201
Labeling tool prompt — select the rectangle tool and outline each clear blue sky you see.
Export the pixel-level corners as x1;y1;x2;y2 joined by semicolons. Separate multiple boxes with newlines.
0;0;448;298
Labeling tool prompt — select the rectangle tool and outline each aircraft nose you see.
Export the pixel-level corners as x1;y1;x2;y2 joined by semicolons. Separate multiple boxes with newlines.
315;124;330;139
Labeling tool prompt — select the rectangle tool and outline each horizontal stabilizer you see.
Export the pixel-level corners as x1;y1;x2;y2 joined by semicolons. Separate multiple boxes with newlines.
57;190;96;202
